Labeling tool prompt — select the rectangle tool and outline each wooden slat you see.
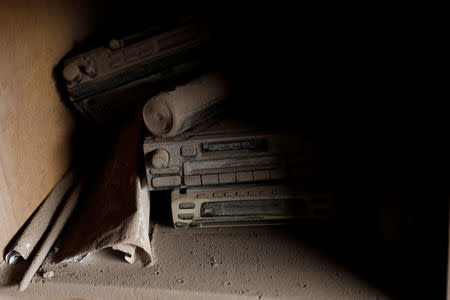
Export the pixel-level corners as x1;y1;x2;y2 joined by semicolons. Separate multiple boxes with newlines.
0;0;97;259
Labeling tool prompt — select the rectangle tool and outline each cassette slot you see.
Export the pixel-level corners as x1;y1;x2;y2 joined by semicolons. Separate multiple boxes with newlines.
200;198;307;217
171;184;336;229
183;155;281;176
200;138;268;153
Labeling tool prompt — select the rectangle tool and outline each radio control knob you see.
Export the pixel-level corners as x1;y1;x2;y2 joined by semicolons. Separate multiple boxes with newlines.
150;149;169;169
109;39;123;50
63;63;82;83
84;61;97;77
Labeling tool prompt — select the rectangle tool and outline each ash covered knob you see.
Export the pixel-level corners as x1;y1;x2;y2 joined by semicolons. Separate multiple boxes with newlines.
109;39;124;50
84;62;97;77
63;63;82;83
150;149;169;169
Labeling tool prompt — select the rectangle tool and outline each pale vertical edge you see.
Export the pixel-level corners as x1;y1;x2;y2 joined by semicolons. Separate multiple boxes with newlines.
0;156;18;260
447;193;450;300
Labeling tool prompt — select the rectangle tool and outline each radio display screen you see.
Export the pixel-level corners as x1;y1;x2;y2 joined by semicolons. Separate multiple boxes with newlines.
201;139;268;152
200;199;306;217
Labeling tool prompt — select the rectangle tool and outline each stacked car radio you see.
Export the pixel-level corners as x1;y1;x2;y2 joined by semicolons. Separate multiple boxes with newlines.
62;20;210;123
62;19;336;229
142;106;336;229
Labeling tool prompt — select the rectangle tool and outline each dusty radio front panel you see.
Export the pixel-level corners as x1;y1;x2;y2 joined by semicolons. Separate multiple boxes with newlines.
143;127;321;191
171;184;335;228
62;22;209;122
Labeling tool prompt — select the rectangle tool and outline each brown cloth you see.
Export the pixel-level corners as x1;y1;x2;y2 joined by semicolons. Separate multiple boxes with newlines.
54;118;152;264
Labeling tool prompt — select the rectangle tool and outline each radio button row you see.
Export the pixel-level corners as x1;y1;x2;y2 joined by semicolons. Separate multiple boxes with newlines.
151;176;181;188
109;52;123;68
179;168;290;188
180;145;197;157
291;167;320;177
178;213;194;220
179;202;195;209
270;169;288;180
150;166;179;175
219;173;236;184
253;170;270;181
201;174;219;185
197;193;210;199
139;45;153;57
236;171;253;182
124;48;139;63
184;175;201;186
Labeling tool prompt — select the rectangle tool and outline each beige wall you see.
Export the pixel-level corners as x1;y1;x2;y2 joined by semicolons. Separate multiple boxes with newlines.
0;0;98;258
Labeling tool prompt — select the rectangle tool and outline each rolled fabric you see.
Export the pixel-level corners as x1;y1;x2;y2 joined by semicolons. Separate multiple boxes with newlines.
143;72;228;137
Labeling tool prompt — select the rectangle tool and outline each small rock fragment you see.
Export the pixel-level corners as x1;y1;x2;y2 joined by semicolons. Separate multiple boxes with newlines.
42;271;56;279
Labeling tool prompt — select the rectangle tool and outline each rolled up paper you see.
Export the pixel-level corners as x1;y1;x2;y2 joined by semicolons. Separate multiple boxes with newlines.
5;168;79;264
19;177;85;291
143;72;228;137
